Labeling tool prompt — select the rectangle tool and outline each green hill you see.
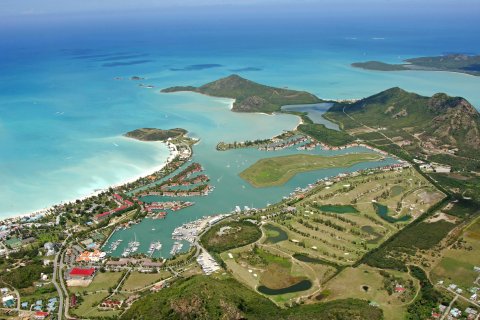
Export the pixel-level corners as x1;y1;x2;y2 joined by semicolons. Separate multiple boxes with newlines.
121;275;383;320
124;128;187;141
325;88;480;166
161;74;322;113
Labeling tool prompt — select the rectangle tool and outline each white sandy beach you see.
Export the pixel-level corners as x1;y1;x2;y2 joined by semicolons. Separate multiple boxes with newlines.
1;139;178;222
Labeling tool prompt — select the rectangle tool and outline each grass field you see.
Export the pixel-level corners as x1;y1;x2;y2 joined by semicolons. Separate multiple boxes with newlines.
239;153;382;187
431;217;480;289
122;271;172;292
69;271;124;294
263;168;443;266
221;245;323;305
323;264;417;320
70;292;110;317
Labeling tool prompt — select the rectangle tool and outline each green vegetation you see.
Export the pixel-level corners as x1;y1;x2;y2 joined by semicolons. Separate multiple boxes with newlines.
324;264;415;320
69;271;123;293
325;87;480;166
161;74;322;113
317;204;359;214
200;220;261;253
297;123;354;146
265;168;442;266
352;54;480;76
430;173;480;202
125;127;187;141
407;266;446;320
121;275;383;320
352;61;410;71
122;271;172;291
0;261;53;289
239;153;382;187
363;220;456;271
263;224;288;244
431;215;480;288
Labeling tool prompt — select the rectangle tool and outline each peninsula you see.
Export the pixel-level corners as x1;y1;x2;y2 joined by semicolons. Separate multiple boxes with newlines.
161;74;322;113
352;54;480;76
239;153;383;187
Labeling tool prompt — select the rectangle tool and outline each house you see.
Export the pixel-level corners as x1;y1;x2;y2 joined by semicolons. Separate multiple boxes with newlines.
2;295;15;308
465;307;478;316
450;308;462;318
431;311;441;319
449;284;458;290
100;299;123;309
44;242;56;256
33;311;50;320
394;285;406;293
69;267;96;279
70;295;77;307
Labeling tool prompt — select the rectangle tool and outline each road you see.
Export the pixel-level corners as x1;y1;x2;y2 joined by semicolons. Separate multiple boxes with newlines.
52;234;75;320
52;239;67;319
440;294;457;320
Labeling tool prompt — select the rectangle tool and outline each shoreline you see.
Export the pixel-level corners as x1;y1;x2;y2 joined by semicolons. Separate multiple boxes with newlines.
0;138;178;223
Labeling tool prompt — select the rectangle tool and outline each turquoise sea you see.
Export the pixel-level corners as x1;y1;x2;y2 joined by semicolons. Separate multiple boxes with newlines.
1;4;480;221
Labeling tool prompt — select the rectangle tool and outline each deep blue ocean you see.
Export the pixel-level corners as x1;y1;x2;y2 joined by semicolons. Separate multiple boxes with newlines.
1;4;479;217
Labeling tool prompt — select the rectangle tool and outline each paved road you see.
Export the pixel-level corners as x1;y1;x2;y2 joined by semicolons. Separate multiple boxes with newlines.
52;235;75;320
52;243;66;319
440;294;457;320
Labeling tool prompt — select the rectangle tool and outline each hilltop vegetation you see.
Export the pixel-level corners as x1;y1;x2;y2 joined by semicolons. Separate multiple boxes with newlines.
161;74;322;113
125;127;187;141
297;123;355;146
122;276;383;320
352;54;480;76
325;87;480;166
201;220;262;253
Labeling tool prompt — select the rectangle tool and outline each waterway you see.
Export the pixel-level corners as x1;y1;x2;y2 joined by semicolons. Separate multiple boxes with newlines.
103;97;400;258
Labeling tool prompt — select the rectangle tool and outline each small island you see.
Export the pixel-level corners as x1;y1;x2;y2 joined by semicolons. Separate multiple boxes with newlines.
124;127;187;141
161;74;322;113
352;54;480;76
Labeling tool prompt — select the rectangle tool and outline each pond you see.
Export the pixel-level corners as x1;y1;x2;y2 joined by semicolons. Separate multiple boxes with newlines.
373;203;411;223
257;279;312;295
263;224;288;244
361;225;383;244
317;204;359;214
390;185;404;197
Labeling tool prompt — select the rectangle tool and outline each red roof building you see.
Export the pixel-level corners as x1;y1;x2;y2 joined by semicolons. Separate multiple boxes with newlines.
394;285;406;293
69;267;95;278
34;311;50;320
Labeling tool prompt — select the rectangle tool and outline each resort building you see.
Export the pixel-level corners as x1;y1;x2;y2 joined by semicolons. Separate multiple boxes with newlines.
76;249;106;263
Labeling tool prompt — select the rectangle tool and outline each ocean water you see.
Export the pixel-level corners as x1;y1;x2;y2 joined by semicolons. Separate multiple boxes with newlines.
1;5;480;217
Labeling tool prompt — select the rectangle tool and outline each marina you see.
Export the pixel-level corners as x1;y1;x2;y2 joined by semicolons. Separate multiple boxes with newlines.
102;140;400;258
